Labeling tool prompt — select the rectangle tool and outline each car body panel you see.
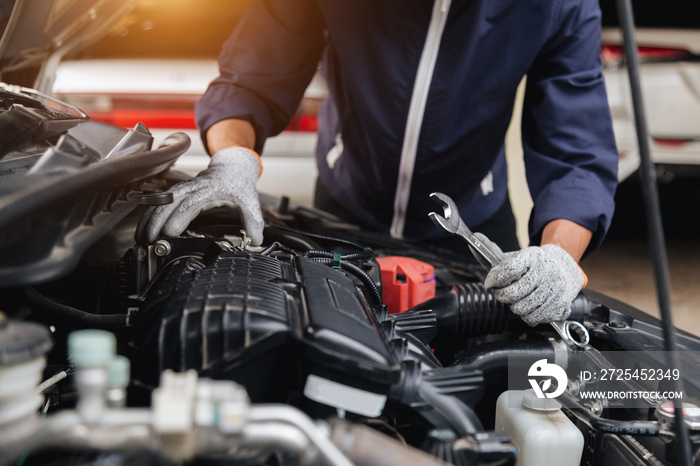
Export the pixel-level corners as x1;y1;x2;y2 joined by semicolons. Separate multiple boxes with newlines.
602;27;700;181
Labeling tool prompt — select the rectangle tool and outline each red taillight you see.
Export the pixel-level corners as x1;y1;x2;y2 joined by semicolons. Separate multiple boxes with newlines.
88;109;197;129
653;138;687;148
637;46;692;60
601;45;623;64
285;97;322;132
51;93;323;132
286;114;318;132
51;93;199;129
601;44;692;65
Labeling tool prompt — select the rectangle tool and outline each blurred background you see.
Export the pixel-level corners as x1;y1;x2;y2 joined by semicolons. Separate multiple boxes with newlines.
50;0;700;333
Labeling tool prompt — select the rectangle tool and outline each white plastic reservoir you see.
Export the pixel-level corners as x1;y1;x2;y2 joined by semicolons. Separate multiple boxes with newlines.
495;389;584;466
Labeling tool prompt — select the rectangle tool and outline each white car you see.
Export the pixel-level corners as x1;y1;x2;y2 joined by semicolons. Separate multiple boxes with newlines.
50;0;323;206
52;59;325;206
600;0;700;182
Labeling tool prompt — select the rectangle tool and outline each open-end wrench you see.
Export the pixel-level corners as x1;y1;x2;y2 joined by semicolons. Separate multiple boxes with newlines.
428;192;505;268
428;191;589;347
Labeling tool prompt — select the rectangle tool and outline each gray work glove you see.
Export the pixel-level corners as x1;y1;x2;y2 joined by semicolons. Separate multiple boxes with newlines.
143;147;264;245
480;236;586;326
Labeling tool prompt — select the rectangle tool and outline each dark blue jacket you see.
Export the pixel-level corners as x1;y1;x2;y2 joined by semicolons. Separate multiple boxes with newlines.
196;0;618;254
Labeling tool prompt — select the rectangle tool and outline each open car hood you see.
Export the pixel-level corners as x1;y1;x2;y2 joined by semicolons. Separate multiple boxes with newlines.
0;86;190;287
0;0;137;92
0;0;178;287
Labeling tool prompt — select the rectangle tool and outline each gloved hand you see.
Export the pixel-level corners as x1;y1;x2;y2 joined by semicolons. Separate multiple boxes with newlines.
142;147;264;245
479;235;586;326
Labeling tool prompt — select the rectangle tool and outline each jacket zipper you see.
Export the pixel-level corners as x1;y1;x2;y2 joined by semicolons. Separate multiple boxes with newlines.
390;0;451;238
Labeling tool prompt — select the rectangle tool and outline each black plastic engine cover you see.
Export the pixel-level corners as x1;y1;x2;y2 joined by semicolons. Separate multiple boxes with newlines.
132;247;400;403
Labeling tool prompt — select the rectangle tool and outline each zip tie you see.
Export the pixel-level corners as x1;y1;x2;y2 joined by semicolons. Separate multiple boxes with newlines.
363;247;375;266
332;253;342;271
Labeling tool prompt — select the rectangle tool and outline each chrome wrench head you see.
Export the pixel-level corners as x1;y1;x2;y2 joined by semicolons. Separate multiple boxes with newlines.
550;320;590;348
428;191;504;267
428;192;461;234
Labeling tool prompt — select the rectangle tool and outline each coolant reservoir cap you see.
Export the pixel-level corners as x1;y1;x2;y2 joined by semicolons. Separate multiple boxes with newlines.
522;388;562;411
656;401;700;430
68;329;116;367
0;312;53;365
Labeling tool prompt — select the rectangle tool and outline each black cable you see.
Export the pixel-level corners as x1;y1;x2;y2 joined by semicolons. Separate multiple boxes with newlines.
304;250;339;258
339;261;382;306
304;249;374;261
23;287;128;329
312;258;383;306
261;224;322;252
559;392;660;436
260;241;298;256
615;0;691;461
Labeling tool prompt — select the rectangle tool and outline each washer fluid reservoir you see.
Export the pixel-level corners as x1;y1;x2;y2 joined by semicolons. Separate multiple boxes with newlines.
495;389;584;466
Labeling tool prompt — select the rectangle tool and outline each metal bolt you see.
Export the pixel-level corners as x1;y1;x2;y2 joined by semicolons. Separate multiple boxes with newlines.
154;240;171;257
590;400;604;416
568;379;581;396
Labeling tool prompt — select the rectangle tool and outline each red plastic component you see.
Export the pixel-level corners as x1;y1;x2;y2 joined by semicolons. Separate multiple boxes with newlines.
377;256;436;314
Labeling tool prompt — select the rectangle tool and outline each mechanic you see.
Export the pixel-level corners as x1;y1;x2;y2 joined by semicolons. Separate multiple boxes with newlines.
143;0;618;327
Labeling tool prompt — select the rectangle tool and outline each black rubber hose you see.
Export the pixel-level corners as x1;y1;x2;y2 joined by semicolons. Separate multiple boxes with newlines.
23;287;128;329
407;283;523;341
407;284;594;343
454;340;555;374
451;283;517;337
312;258;383;306
559;392;660;436
418;380;482;436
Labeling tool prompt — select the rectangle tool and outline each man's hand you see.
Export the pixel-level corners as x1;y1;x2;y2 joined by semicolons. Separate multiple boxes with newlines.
141;147;264;245
484;242;586;326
